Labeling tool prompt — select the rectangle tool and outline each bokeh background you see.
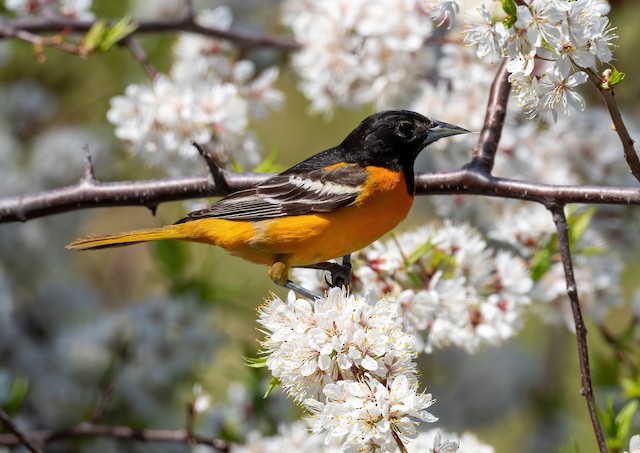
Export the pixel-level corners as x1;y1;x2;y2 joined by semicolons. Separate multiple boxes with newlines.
1;0;640;452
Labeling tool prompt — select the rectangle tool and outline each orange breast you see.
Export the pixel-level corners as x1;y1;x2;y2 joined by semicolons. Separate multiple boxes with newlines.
251;167;413;266
185;167;414;266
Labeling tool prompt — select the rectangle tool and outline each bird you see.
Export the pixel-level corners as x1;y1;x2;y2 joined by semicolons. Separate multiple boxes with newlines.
67;110;469;299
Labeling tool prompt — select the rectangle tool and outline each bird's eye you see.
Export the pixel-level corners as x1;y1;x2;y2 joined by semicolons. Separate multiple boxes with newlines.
395;121;415;139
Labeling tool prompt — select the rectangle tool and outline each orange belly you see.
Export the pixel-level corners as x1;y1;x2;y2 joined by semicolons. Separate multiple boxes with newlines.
186;167;414;266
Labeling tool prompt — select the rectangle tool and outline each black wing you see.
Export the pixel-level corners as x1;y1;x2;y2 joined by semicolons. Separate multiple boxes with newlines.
177;163;368;223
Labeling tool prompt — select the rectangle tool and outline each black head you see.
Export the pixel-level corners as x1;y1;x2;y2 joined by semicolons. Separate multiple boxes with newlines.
339;110;469;192
282;110;469;193
340;110;469;167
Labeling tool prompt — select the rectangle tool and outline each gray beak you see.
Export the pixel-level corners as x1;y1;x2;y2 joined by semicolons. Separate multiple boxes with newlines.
423;119;471;145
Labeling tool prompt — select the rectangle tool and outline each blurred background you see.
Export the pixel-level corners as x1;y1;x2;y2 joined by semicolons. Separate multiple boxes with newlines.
1;0;640;452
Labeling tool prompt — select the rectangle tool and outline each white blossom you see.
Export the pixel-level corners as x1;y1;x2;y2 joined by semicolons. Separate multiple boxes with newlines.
258;288;418;402
463;5;506;62
409;428;495;452
293;223;533;353
107;6;282;175
282;0;435;113
107;75;252;173
626;434;640;453
424;0;460;28
230;421;342;453
463;0;617;120
305;374;437;451
535;68;588;121
5;0;94;19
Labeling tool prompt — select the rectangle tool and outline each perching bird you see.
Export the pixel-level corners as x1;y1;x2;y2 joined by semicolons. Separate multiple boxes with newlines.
67;110;469;298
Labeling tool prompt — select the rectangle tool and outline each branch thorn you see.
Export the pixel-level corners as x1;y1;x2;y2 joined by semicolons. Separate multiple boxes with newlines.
82;144;96;184
192;141;229;192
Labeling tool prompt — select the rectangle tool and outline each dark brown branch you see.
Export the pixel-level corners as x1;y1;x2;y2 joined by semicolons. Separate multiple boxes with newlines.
0;422;229;451
584;67;640;183
0;408;42;453
2;16;301;51
122;36;158;79
3;169;640;223
469;57;511;173
549;205;608;453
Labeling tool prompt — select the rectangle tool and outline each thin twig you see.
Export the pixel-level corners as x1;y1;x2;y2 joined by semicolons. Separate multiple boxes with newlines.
89;383;117;422
468;57;511;174
0;408;42;453
185;400;196;443
122;36;158;79
0;23;88;57
2;16;301;51
549;204;608;453
0;422;230;451
392;431;408;453
584;67;640;183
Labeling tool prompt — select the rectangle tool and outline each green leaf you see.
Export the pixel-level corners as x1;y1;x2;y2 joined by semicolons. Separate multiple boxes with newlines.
622;374;640;400
596;397;639;450
596;397;616;437
82;17;138;53
615;400;638;446
244;356;268;368
263;377;281;399
406;240;433;266
530;248;553;281
83;19;107;53
608;66;626;88
503;15;517;28
1;376;29;414
501;0;517;17
567;207;595;247
100;16;138;51
501;0;518;27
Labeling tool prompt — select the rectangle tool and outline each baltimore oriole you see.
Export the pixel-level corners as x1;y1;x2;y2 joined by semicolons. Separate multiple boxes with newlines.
67;110;469;298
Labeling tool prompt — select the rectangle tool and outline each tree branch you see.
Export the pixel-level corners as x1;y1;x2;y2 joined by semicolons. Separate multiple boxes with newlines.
584;67;640;183
549;205;608;453
3;168;640;224
0;422;230;451
122;36;158;79
1;16;301;51
0;23;88;58
468;57;511;173
0;408;42;453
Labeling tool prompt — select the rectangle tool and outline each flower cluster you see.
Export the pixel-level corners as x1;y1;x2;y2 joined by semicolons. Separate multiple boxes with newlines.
282;0;437;113
107;6;283;175
258;288;436;451
305;374;436;451
230;422;494;453
3;0;95;19
294;222;533;353
464;0;617;120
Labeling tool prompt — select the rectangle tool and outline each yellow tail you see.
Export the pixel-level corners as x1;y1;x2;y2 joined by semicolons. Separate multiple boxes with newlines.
66;224;186;250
